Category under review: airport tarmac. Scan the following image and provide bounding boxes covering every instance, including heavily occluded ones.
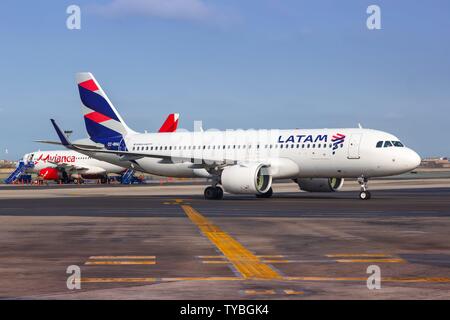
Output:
[0,180,450,299]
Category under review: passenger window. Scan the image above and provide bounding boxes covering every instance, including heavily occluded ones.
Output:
[376,141,383,148]
[384,141,393,147]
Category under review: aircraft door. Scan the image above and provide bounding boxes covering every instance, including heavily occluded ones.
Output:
[347,134,362,159]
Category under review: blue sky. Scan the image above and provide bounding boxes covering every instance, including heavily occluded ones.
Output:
[0,0,449,159]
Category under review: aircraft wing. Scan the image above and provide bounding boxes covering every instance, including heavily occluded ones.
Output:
[50,119,236,166]
[34,140,105,150]
[46,160,89,171]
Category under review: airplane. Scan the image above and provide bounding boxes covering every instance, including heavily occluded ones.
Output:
[20,113,180,184]
[48,72,421,200]
[22,150,124,184]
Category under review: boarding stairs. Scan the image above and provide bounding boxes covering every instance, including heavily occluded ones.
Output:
[121,169,136,185]
[4,160,34,184]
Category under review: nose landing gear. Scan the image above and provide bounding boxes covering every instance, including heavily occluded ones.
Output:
[358,177,371,200]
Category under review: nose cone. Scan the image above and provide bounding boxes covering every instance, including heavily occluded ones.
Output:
[404,149,421,171]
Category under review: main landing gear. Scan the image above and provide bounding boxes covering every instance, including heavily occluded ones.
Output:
[255,187,273,198]
[204,186,224,200]
[358,177,371,200]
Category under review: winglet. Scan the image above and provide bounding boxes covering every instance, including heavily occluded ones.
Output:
[50,119,71,147]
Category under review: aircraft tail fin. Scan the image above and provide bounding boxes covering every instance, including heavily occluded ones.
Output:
[76,72,136,146]
[158,113,179,133]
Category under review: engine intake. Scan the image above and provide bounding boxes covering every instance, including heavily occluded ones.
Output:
[221,163,272,194]
[296,178,344,192]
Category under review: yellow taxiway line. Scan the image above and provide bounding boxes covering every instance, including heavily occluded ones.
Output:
[181,204,282,280]
[335,258,405,263]
[326,253,393,258]
[85,261,156,265]
[244,289,276,295]
[82,277,157,283]
[284,276,450,283]
[284,289,305,295]
[81,276,450,284]
[81,277,242,283]
[89,256,156,260]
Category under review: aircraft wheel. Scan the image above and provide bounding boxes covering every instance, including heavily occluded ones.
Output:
[256,187,273,198]
[359,191,371,200]
[204,186,217,200]
[215,186,224,200]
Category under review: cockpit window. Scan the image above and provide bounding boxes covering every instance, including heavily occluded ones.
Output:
[391,141,404,147]
[377,140,404,148]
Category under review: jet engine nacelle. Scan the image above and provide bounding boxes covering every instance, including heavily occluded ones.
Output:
[296,178,344,192]
[221,163,272,194]
[39,168,62,181]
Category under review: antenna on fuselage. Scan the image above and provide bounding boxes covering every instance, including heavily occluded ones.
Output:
[358,123,363,129]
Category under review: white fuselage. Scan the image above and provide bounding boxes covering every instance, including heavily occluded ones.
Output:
[79,128,421,179]
[23,150,125,176]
